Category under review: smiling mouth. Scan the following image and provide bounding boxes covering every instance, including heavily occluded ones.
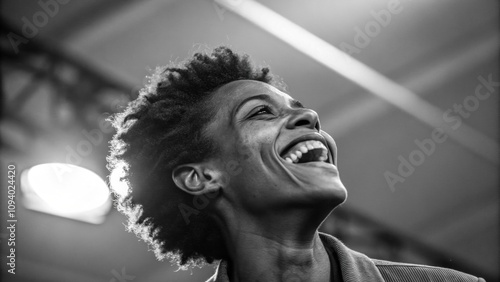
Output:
[280,137,332,164]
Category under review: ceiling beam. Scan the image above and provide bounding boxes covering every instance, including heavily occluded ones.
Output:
[323,33,498,137]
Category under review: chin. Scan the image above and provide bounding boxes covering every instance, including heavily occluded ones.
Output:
[292,175,348,211]
[316,179,347,207]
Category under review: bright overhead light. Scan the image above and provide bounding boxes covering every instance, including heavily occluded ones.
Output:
[21,163,111,224]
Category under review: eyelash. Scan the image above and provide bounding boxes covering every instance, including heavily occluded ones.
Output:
[250,105,273,117]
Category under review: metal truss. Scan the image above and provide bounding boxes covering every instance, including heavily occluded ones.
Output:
[1,20,134,164]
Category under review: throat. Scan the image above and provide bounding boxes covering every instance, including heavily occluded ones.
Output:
[226,231,331,282]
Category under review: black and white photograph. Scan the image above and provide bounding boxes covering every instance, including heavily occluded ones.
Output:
[1,0,498,281]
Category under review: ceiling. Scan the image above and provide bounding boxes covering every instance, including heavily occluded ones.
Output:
[1,0,498,281]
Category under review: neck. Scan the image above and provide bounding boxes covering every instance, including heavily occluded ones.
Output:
[220,212,332,282]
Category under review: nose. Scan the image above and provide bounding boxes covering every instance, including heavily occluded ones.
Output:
[286,108,321,131]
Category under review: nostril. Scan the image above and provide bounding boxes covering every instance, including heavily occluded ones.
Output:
[314,121,320,131]
[295,120,310,127]
[287,109,320,130]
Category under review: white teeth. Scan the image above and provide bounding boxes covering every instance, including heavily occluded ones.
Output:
[311,140,327,149]
[282,139,329,164]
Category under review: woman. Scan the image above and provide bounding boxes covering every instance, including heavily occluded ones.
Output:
[108,46,484,282]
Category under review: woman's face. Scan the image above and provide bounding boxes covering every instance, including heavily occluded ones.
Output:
[206,80,347,216]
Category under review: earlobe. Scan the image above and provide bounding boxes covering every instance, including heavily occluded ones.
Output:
[172,164,224,195]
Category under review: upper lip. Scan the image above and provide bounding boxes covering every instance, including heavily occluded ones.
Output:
[278,133,333,164]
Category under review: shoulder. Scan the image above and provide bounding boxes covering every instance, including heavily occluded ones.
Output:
[372,259,486,282]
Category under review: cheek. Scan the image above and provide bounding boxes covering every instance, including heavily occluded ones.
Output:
[241,123,276,148]
[236,123,285,180]
[231,123,275,160]
[221,122,280,189]
[224,139,272,190]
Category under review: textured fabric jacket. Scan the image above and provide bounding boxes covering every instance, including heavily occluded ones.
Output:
[206,233,485,282]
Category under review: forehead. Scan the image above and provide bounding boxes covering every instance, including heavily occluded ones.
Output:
[213,80,292,104]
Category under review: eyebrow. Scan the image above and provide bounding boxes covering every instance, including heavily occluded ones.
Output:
[234,94,304,116]
[291,99,304,109]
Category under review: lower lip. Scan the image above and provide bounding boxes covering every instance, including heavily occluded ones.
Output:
[284,160,337,168]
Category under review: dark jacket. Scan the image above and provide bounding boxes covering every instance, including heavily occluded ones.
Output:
[206,233,485,282]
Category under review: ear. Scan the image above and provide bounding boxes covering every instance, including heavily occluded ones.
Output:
[172,163,225,196]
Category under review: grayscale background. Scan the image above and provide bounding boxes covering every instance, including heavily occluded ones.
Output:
[1,0,498,281]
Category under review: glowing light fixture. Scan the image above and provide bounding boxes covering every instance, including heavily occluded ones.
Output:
[21,163,111,224]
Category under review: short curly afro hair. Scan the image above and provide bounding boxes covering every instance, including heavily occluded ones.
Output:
[107,46,280,268]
